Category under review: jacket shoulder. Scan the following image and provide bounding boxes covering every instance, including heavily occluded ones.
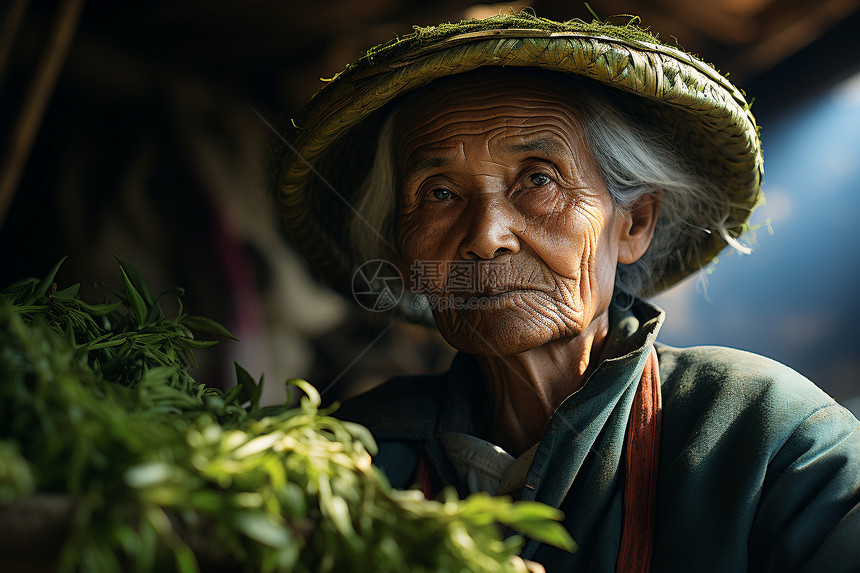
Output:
[654,343,858,469]
[656,343,837,418]
[653,345,860,570]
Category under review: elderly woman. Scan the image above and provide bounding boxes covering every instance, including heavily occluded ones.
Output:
[274,14,860,572]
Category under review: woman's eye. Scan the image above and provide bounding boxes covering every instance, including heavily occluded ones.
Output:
[431,188,451,201]
[528,173,551,187]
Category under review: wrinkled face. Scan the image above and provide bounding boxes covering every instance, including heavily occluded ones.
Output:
[395,71,629,356]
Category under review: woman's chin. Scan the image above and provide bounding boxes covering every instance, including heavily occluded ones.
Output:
[433,305,577,356]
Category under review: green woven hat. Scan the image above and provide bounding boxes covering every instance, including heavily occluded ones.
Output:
[273,12,763,298]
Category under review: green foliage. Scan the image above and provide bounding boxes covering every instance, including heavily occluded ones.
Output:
[0,260,574,572]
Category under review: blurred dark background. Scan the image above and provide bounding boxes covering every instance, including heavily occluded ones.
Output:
[1,0,859,410]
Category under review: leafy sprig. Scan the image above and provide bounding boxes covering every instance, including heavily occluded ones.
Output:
[0,260,575,572]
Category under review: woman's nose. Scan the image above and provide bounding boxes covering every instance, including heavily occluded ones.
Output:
[458,197,522,260]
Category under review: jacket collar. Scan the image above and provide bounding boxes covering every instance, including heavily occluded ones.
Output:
[337,299,665,443]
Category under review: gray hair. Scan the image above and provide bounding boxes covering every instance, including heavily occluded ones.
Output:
[349,79,741,299]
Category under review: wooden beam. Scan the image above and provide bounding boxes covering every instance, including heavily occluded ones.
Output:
[0,0,85,230]
[0,0,31,89]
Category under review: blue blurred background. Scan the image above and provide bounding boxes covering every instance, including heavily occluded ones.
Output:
[655,70,860,411]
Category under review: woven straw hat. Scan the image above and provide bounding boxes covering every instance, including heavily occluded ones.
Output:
[273,13,763,299]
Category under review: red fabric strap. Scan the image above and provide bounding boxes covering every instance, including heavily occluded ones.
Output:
[415,452,435,500]
[617,346,662,573]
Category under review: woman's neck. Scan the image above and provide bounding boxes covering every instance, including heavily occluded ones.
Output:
[475,310,611,457]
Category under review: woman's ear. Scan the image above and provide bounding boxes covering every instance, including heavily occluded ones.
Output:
[617,194,661,265]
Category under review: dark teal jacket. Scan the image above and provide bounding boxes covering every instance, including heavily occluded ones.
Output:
[337,301,860,572]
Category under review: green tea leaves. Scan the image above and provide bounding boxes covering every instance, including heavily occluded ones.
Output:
[119,266,148,327]
[114,256,156,308]
[34,256,68,303]
[235,362,263,410]
[0,260,576,572]
[233,511,292,548]
[182,316,238,341]
[497,502,577,552]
